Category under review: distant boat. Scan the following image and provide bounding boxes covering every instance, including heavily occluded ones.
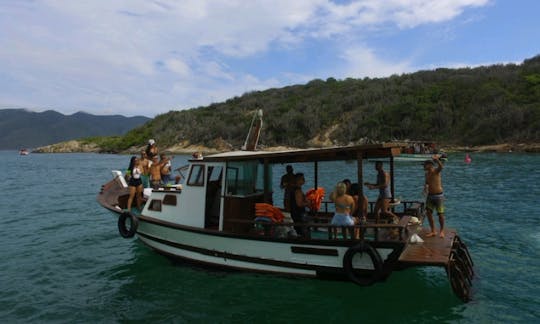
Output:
[394,141,448,162]
[19,149,29,155]
[395,152,448,162]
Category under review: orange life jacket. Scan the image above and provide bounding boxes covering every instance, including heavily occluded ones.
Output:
[255,203,284,223]
[305,187,325,211]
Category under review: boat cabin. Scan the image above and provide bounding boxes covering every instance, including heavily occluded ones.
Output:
[138,143,424,238]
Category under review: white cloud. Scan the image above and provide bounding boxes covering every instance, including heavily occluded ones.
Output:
[0,0,493,116]
[340,46,413,78]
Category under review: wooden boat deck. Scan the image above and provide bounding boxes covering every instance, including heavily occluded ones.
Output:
[398,227,457,267]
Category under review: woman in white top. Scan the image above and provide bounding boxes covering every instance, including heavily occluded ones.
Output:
[127,156,143,212]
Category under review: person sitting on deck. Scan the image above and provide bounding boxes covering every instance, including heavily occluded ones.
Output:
[364,161,399,223]
[329,182,356,226]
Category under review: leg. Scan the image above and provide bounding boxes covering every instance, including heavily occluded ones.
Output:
[382,199,399,223]
[136,185,143,210]
[126,186,136,212]
[291,213,303,236]
[425,208,437,237]
[374,199,383,223]
[283,190,290,212]
[438,212,446,237]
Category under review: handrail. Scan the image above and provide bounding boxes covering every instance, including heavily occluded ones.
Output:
[227,216,412,242]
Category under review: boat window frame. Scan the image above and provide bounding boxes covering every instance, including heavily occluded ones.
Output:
[225,161,260,197]
[187,164,205,187]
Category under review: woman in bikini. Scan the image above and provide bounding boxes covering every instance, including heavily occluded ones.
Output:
[330,182,356,226]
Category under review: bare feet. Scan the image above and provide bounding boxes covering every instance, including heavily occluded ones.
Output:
[439,231,445,238]
[426,232,437,237]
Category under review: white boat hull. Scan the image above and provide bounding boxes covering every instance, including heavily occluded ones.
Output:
[136,216,394,276]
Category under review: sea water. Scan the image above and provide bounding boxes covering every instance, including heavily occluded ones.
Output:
[0,151,538,323]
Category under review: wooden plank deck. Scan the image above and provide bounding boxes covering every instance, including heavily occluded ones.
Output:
[398,227,457,267]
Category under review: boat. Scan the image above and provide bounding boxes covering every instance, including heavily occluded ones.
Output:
[97,113,474,302]
[19,148,29,155]
[394,141,448,162]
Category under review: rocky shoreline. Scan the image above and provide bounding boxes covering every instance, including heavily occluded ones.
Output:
[32,140,540,154]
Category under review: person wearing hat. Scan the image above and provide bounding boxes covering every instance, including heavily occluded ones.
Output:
[146,139,158,159]
[423,155,445,238]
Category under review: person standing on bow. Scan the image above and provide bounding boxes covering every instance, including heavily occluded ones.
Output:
[149,155,163,188]
[423,156,446,238]
[146,139,158,159]
[139,150,151,188]
[126,156,143,212]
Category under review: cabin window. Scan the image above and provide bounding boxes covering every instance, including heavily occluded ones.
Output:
[148,199,162,211]
[163,194,177,206]
[187,164,205,186]
[208,166,223,183]
[225,161,259,196]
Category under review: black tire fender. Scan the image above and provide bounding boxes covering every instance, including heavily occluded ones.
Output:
[118,212,138,238]
[343,242,383,286]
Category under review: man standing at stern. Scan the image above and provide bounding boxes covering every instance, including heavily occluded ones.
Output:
[423,156,445,238]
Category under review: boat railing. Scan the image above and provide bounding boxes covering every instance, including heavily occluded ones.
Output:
[318,199,424,216]
[227,215,412,242]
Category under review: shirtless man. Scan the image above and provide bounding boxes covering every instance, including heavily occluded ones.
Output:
[423,156,445,237]
[149,156,163,188]
[365,161,398,223]
[139,150,151,188]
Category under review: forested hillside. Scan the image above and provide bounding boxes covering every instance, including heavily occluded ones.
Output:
[90,55,540,152]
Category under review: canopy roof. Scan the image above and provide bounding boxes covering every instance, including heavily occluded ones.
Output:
[202,143,404,164]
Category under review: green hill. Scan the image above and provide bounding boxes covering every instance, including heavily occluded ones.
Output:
[90,55,540,152]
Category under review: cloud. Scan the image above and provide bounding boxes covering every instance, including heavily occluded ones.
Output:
[340,46,413,78]
[0,0,492,116]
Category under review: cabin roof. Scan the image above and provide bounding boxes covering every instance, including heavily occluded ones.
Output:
[202,143,404,164]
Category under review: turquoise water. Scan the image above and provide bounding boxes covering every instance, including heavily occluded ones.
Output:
[0,151,538,323]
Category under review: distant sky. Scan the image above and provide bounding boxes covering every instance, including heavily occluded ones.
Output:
[1,0,538,117]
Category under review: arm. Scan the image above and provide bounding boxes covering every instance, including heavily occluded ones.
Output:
[329,191,336,202]
[365,173,390,189]
[433,155,444,173]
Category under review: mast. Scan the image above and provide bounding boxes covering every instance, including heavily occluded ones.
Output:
[242,109,263,151]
